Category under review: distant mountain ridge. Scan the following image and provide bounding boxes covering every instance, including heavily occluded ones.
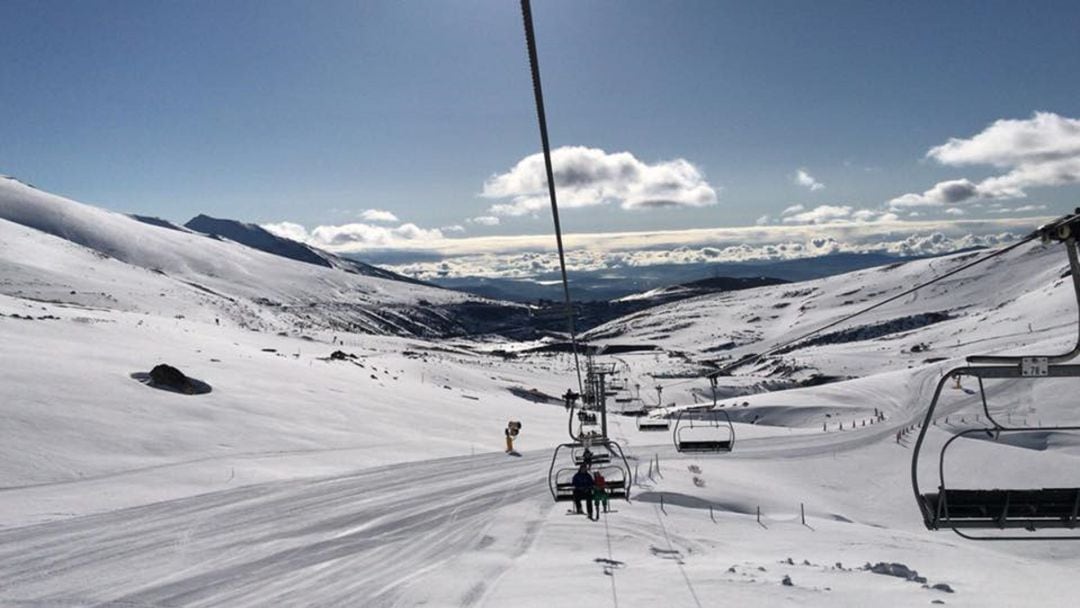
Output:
[183,214,427,285]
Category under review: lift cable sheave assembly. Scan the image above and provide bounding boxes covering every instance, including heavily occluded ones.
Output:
[519,0,632,503]
[911,209,1080,541]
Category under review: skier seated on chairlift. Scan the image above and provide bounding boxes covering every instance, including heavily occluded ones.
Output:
[581,447,594,466]
[572,464,595,519]
[592,470,609,516]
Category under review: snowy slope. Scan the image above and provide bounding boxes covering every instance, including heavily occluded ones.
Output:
[3,188,1080,605]
[586,241,1075,388]
[0,177,527,337]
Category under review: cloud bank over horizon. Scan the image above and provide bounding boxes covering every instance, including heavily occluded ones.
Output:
[377,225,1027,280]
[265,216,1045,281]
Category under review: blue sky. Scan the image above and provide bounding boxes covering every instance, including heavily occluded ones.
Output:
[3,0,1080,272]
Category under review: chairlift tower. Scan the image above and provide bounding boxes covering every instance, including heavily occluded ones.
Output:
[586,357,617,440]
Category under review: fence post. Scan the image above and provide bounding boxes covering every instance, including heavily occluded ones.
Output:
[710,505,716,523]
[801,503,805,526]
[661,493,667,515]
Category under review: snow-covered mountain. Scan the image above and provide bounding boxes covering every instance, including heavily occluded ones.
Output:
[0,176,527,337]
[182,213,427,285]
[3,175,1080,605]
[587,240,1074,390]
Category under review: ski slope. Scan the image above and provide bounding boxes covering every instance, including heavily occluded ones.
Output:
[3,183,1080,606]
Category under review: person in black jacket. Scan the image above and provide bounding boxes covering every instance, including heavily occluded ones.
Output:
[571,464,595,519]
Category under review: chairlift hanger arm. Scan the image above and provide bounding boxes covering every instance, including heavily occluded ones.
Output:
[970,233,1080,365]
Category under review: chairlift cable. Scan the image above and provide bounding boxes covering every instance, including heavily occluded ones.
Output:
[520,0,584,397]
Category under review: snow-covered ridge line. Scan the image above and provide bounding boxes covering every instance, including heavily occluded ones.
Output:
[0,177,526,337]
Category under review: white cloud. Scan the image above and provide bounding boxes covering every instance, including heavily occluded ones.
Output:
[794,168,825,191]
[927,112,1080,168]
[482,146,718,216]
[1014,204,1048,213]
[755,214,771,226]
[468,215,501,226]
[261,221,310,243]
[852,209,899,222]
[891,112,1080,208]
[359,209,400,223]
[988,203,1048,214]
[779,204,898,225]
[262,221,443,249]
[441,224,466,233]
[888,178,981,208]
[945,207,965,216]
[782,205,852,224]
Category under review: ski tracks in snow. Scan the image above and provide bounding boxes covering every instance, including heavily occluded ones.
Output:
[0,451,553,607]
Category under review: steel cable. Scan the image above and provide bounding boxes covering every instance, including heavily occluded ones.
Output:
[520,0,584,396]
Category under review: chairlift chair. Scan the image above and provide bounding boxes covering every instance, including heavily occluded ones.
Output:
[636,415,670,432]
[673,408,735,453]
[572,442,612,466]
[911,213,1080,540]
[548,440,632,502]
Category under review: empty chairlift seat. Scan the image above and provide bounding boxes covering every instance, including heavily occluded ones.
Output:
[673,408,735,453]
[908,215,1080,540]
